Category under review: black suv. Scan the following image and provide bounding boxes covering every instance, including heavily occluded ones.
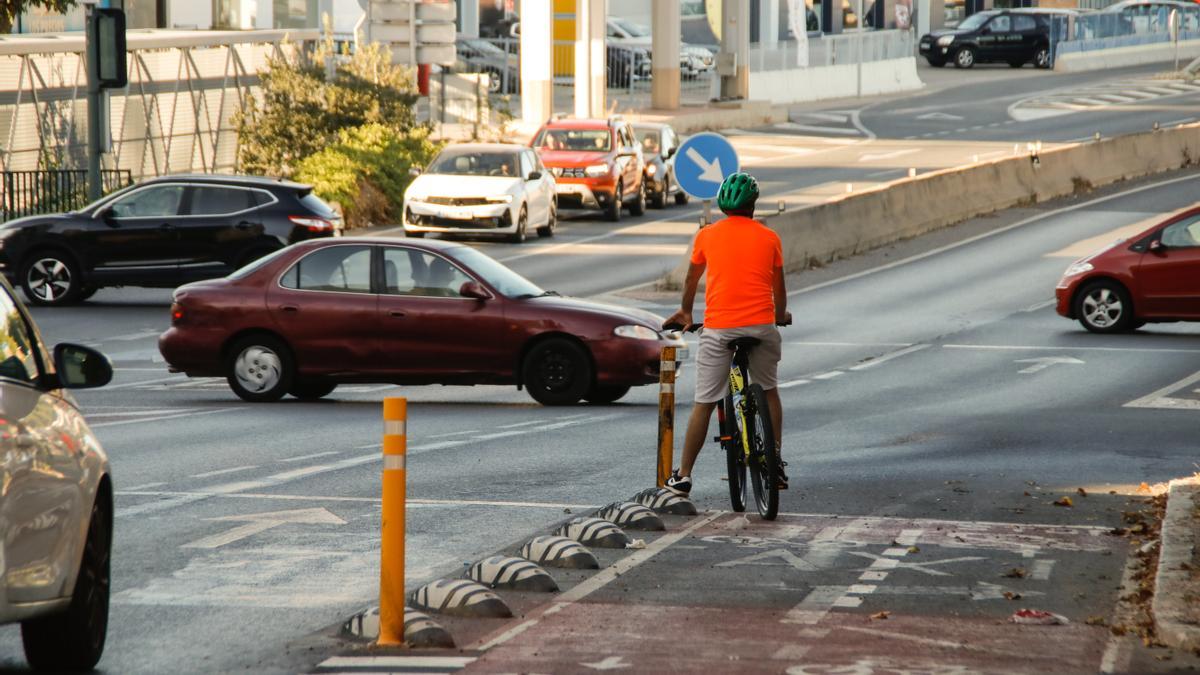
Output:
[0,174,339,305]
[920,9,1057,69]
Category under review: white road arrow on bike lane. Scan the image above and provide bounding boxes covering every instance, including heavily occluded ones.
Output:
[685,147,725,184]
[581,655,632,670]
[1014,356,1085,374]
[182,507,346,549]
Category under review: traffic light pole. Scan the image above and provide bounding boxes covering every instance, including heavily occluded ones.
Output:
[85,4,103,202]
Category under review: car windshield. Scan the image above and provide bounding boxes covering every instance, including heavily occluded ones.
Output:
[428,150,520,177]
[612,18,651,37]
[448,246,544,299]
[957,12,995,30]
[635,129,662,156]
[535,128,612,152]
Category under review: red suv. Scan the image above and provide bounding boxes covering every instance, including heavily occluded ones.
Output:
[532,116,646,222]
[1056,206,1200,333]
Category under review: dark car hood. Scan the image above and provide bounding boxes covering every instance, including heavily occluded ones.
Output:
[525,295,664,329]
[1,213,77,230]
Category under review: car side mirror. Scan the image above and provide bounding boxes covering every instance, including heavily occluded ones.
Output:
[664,146,676,159]
[52,343,113,390]
[527,170,542,181]
[619,148,637,158]
[459,281,491,300]
[408,167,422,178]
[96,206,113,220]
[1149,239,1167,253]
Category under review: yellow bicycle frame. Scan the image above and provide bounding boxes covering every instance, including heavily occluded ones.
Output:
[728,365,752,459]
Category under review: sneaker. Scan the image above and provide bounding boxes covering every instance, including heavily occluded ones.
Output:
[776,458,789,490]
[665,470,692,496]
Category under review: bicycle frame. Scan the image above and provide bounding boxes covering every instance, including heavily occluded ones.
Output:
[716,353,753,459]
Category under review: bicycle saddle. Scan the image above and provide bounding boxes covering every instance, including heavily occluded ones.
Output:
[727,337,761,351]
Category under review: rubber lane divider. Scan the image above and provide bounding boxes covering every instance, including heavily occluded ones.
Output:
[467,556,559,592]
[631,487,698,516]
[409,579,512,618]
[555,516,631,548]
[341,606,455,648]
[520,535,600,569]
[596,501,666,531]
[378,397,407,646]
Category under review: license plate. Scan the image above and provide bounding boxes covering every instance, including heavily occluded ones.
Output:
[445,209,473,220]
[558,184,584,195]
[919,44,929,52]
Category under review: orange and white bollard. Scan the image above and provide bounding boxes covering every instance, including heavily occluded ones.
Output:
[657,346,677,488]
[378,397,407,645]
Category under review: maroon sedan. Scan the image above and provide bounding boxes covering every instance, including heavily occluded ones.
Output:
[1056,205,1200,333]
[158,237,683,404]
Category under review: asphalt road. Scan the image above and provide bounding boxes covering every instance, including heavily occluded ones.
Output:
[0,63,1198,672]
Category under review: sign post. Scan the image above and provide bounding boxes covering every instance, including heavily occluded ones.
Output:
[85,6,126,202]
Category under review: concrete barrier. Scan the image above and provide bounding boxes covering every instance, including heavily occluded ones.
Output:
[1055,39,1200,72]
[663,123,1200,286]
[747,57,924,104]
[624,100,788,135]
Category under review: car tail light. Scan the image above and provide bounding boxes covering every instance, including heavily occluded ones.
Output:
[171,302,185,325]
[289,215,335,232]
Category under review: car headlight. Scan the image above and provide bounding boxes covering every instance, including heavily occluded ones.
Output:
[614,325,661,340]
[646,164,658,176]
[485,195,514,204]
[1063,261,1093,277]
[937,35,955,46]
[585,164,611,177]
[407,196,427,204]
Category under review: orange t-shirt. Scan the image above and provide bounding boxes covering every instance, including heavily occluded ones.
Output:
[690,216,783,329]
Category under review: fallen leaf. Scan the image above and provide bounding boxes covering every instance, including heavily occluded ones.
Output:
[1086,616,1108,626]
[1023,491,1032,497]
[1154,654,1173,662]
[1110,625,1128,636]
[869,611,890,620]
[1136,482,1152,494]
[907,546,920,554]
[1003,567,1028,579]
[1009,609,1069,625]
[1003,591,1022,600]
[1053,496,1074,507]
[1077,487,1088,497]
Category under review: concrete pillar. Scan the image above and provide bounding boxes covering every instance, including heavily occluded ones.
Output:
[930,0,945,29]
[760,0,780,45]
[459,0,479,38]
[521,0,554,126]
[651,0,681,110]
[720,0,750,100]
[574,0,606,118]
[917,0,931,35]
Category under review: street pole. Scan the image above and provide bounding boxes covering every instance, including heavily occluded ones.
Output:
[856,0,865,98]
[85,4,102,202]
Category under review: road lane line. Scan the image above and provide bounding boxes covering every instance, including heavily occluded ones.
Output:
[122,482,167,491]
[279,450,341,463]
[848,344,930,371]
[495,420,546,429]
[103,375,186,390]
[91,407,243,428]
[786,341,914,347]
[1022,299,1056,312]
[190,465,259,479]
[114,490,599,509]
[778,379,811,389]
[1124,369,1200,409]
[476,510,725,652]
[788,173,1200,298]
[429,430,480,438]
[812,371,844,380]
[944,344,1200,354]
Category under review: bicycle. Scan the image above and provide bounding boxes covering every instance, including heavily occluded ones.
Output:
[666,322,783,520]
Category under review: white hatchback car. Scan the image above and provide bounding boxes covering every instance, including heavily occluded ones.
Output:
[403,143,557,244]
[0,279,113,671]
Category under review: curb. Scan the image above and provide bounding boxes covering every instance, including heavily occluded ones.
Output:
[1153,476,1200,650]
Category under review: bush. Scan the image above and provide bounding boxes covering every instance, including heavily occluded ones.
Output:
[295,123,441,229]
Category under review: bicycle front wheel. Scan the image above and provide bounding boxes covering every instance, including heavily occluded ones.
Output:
[723,394,747,512]
[744,383,779,520]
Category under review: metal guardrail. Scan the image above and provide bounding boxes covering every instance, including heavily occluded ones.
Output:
[748,30,917,71]
[1050,9,1200,58]
[1,169,132,221]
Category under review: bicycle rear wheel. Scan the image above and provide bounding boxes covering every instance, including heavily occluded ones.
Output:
[722,394,747,512]
[744,383,779,520]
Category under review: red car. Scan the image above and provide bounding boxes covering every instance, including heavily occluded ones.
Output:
[158,238,683,404]
[1056,206,1200,333]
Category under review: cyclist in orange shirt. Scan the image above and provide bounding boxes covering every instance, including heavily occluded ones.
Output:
[662,172,791,495]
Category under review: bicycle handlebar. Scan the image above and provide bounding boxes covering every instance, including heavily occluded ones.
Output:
[662,319,792,333]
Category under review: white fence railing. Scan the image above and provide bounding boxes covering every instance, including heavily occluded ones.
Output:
[749,30,917,71]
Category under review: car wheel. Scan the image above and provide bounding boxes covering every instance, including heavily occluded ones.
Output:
[650,175,668,209]
[507,207,528,244]
[1034,46,1051,69]
[522,338,593,406]
[289,380,337,400]
[21,492,110,671]
[628,179,647,216]
[606,182,623,222]
[21,250,83,306]
[954,46,976,69]
[407,231,427,239]
[227,335,295,402]
[1008,60,1025,68]
[584,384,631,404]
[1075,280,1135,333]
[537,204,556,238]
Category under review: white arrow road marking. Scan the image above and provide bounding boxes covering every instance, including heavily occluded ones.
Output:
[917,111,965,121]
[685,147,725,183]
[183,507,346,549]
[581,656,631,670]
[858,148,921,163]
[1015,356,1086,374]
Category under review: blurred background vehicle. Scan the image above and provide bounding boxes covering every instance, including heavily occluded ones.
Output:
[454,37,520,94]
[532,116,646,222]
[633,123,689,209]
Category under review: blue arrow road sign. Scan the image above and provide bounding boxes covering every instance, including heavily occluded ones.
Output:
[674,132,739,201]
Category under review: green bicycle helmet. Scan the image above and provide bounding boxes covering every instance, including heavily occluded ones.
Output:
[716,172,759,215]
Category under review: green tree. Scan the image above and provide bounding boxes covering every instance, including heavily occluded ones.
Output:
[235,36,422,179]
[1,0,75,35]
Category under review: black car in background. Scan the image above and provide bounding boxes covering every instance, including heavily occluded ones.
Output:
[0,174,339,305]
[920,9,1060,69]
[633,122,690,209]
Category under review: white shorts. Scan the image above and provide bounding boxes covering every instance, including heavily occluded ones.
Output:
[693,324,782,403]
